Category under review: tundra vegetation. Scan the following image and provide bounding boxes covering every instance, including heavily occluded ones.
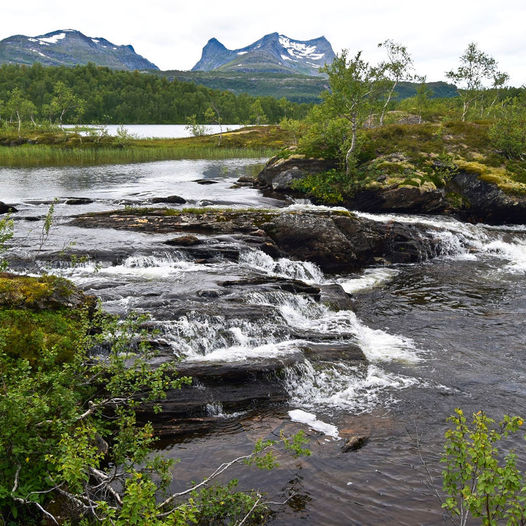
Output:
[279,41,526,203]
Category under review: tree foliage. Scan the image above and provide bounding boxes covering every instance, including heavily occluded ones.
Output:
[0,63,311,126]
[442,408,526,526]
[446,42,507,121]
[320,50,382,174]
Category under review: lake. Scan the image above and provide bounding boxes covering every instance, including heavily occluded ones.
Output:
[61,123,246,138]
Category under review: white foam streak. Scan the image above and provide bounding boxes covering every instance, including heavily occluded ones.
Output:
[288,409,339,438]
[484,239,526,273]
[286,361,420,412]
[339,268,399,294]
[240,250,325,284]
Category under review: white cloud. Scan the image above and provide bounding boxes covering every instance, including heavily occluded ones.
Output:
[1,0,524,85]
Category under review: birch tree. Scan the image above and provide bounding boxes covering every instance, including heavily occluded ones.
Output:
[377,39,414,125]
[446,42,505,121]
[321,50,380,175]
[43,81,85,124]
[5,88,37,136]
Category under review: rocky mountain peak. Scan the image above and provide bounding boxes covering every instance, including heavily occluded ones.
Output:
[0,29,159,70]
[192,33,335,76]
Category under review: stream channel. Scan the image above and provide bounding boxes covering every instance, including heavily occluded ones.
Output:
[3,158,526,525]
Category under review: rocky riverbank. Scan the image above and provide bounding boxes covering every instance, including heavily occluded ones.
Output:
[256,155,526,224]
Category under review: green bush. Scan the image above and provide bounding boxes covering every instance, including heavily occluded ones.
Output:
[442,408,526,525]
[489,101,526,160]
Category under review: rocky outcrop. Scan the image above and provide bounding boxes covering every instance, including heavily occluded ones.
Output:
[257,156,526,223]
[0,272,95,311]
[70,208,446,273]
[257,155,338,191]
[451,171,526,224]
[151,195,187,205]
[344,186,447,214]
[0,201,17,214]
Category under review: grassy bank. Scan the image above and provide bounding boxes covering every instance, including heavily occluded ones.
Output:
[0,125,290,167]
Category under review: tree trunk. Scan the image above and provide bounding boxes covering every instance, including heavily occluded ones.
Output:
[345,117,358,176]
[461,100,468,122]
[380,82,398,126]
[16,111,21,137]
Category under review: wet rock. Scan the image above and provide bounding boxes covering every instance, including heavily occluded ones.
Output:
[345,186,447,214]
[151,195,187,204]
[196,290,221,298]
[194,179,218,185]
[65,197,94,205]
[452,171,526,224]
[0,202,17,214]
[175,354,302,383]
[136,354,297,435]
[69,208,446,273]
[319,284,355,311]
[258,155,337,191]
[236,175,256,187]
[164,235,201,246]
[301,342,366,362]
[341,435,369,452]
[221,276,320,298]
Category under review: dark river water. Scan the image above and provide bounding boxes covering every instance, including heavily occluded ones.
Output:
[2,158,526,525]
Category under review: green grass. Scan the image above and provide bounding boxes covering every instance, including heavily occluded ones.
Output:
[0,125,291,167]
[0,144,277,167]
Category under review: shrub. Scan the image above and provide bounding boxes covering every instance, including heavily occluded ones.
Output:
[442,408,526,525]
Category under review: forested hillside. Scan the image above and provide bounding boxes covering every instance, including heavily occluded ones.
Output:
[0,63,312,124]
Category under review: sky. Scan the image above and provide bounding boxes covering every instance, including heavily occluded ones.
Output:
[2,0,525,85]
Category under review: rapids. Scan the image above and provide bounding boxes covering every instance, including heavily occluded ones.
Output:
[3,158,526,525]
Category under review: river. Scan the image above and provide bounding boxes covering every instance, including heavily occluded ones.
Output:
[3,158,526,525]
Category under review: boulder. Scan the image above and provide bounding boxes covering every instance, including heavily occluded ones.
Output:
[341,435,369,452]
[319,284,355,311]
[65,197,93,205]
[164,235,201,246]
[151,195,187,204]
[257,155,338,191]
[0,202,17,214]
[452,171,526,224]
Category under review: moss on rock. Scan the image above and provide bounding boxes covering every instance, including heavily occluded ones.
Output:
[0,273,94,363]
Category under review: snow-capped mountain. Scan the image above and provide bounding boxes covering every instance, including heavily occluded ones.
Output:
[0,29,158,70]
[192,33,335,76]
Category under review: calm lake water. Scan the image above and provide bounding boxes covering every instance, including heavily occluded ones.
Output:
[61,123,245,138]
[3,158,526,525]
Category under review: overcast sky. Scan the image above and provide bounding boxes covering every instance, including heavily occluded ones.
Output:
[2,0,525,85]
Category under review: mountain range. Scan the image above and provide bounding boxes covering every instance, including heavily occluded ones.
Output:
[0,29,159,70]
[192,33,335,76]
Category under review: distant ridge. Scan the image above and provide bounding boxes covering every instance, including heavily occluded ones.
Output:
[0,29,159,70]
[192,32,335,76]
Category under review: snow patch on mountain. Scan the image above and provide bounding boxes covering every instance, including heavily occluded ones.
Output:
[39,33,66,44]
